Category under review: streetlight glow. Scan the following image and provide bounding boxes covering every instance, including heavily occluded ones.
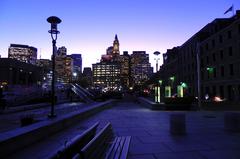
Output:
[159,80,162,85]
[206,67,214,72]
[170,76,175,81]
[181,82,187,88]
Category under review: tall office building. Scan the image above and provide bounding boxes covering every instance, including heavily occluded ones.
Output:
[83,67,92,78]
[130,51,153,87]
[55,46,67,83]
[8,44,37,65]
[55,46,73,83]
[94,35,153,90]
[119,51,131,88]
[82,67,92,86]
[92,61,121,90]
[94,35,122,90]
[36,59,52,82]
[70,54,82,78]
[65,55,73,83]
[57,46,67,56]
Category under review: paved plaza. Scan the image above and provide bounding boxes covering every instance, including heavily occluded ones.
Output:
[0,102,86,133]
[4,97,240,159]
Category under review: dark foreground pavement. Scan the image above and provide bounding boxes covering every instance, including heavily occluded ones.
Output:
[5,97,240,159]
[0,102,85,133]
[79,101,240,159]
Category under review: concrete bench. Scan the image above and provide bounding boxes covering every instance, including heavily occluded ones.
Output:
[47,122,99,159]
[73,123,131,159]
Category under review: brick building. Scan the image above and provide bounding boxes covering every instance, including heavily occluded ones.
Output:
[159,10,240,102]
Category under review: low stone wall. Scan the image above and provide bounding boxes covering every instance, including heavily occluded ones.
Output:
[0,100,114,158]
[137,97,165,110]
[138,97,192,110]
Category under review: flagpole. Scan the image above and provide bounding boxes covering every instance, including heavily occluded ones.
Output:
[224,5,234,16]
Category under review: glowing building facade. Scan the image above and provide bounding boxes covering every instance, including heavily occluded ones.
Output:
[55,46,73,83]
[130,51,153,87]
[93,35,153,90]
[92,61,121,90]
[8,44,37,65]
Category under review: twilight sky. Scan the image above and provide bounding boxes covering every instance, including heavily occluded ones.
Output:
[0,0,239,70]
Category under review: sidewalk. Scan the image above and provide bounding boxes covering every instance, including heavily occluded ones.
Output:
[6,99,240,159]
[0,102,86,133]
[1,100,113,159]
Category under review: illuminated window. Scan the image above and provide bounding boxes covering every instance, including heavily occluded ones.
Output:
[177,85,183,97]
[165,86,171,97]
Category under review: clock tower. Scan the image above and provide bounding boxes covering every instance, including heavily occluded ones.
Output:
[113,34,120,56]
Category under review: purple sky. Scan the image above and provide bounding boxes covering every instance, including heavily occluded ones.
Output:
[0,0,239,70]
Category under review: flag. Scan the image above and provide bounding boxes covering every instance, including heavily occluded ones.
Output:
[224,5,233,14]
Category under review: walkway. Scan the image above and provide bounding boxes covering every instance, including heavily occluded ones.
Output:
[0,102,86,133]
[5,96,240,159]
[79,101,240,159]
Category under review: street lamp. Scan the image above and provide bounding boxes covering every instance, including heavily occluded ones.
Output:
[47,16,62,118]
[73,72,77,83]
[73,72,77,77]
[196,42,201,110]
[153,51,161,72]
[153,51,161,103]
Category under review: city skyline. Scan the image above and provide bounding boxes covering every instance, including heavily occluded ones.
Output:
[0,0,239,69]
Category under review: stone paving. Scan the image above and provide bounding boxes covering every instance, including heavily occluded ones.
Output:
[5,97,240,159]
[79,102,240,159]
[0,102,86,133]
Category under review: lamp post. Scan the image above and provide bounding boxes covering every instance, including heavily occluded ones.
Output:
[196,42,201,110]
[154,51,161,103]
[47,16,61,118]
[153,51,161,72]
